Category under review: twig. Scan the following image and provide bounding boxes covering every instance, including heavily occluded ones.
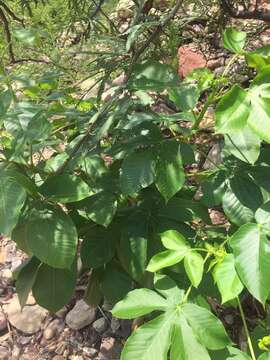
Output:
[0,1,24,24]
[0,7,15,62]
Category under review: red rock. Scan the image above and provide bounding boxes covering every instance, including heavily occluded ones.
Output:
[178,45,207,78]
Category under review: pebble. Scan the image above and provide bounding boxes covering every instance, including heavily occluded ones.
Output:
[0,311,7,332]
[0,346,9,360]
[11,345,21,359]
[83,347,98,358]
[92,317,107,334]
[52,356,65,360]
[43,319,63,340]
[66,300,96,330]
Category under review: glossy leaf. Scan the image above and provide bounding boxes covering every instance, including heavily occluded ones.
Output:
[147,249,186,272]
[112,289,169,319]
[32,262,77,313]
[184,251,204,288]
[26,207,77,269]
[213,254,243,303]
[40,174,91,203]
[222,27,246,54]
[255,201,270,231]
[155,140,185,202]
[160,230,189,251]
[182,303,230,350]
[120,149,156,195]
[230,223,270,304]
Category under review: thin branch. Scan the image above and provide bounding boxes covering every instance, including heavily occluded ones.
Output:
[0,1,24,24]
[0,7,15,62]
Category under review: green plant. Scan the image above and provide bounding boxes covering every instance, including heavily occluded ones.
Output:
[2,1,270,356]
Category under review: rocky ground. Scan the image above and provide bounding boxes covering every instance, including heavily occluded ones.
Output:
[0,238,131,360]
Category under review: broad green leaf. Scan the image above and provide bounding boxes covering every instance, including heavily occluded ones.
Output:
[27,207,77,269]
[130,60,179,90]
[227,346,252,360]
[155,140,185,202]
[0,174,26,236]
[112,289,169,319]
[12,222,31,254]
[255,201,270,231]
[16,257,40,308]
[119,212,148,281]
[81,226,116,269]
[101,263,133,304]
[213,254,243,303]
[184,251,204,288]
[40,175,91,203]
[159,197,211,224]
[248,69,270,143]
[170,315,211,360]
[246,45,270,71]
[201,171,227,207]
[169,83,200,111]
[224,127,261,164]
[230,223,270,304]
[215,85,249,134]
[160,230,189,251]
[230,174,263,211]
[249,165,270,193]
[77,191,117,227]
[154,274,184,305]
[120,148,156,195]
[222,186,254,226]
[147,250,186,272]
[222,27,246,54]
[32,262,77,313]
[182,303,230,350]
[120,311,174,360]
[259,352,270,360]
[0,90,13,116]
[84,270,102,306]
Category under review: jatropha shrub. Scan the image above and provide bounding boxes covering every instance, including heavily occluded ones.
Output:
[1,26,270,359]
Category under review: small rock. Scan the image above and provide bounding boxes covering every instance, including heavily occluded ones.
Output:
[43,319,63,340]
[0,311,7,332]
[98,337,122,360]
[110,318,120,333]
[66,300,96,330]
[83,347,98,358]
[0,269,12,280]
[178,45,207,78]
[92,317,107,334]
[18,336,32,346]
[3,295,47,334]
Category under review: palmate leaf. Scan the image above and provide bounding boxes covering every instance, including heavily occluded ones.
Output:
[170,315,211,360]
[112,284,230,360]
[184,251,204,288]
[213,254,243,304]
[26,207,78,269]
[155,140,185,202]
[230,223,270,304]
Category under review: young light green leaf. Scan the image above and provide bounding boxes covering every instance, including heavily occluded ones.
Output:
[0,174,26,236]
[147,249,186,272]
[32,262,77,313]
[120,149,156,195]
[155,140,185,202]
[170,315,211,360]
[27,207,77,269]
[182,303,230,350]
[230,223,270,304]
[222,27,247,54]
[154,273,184,305]
[258,352,270,360]
[111,289,169,319]
[215,85,249,134]
[213,254,243,303]
[184,251,204,288]
[160,230,189,251]
[16,257,40,308]
[120,311,174,360]
[40,174,91,203]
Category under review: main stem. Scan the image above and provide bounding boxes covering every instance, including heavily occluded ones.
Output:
[237,297,256,360]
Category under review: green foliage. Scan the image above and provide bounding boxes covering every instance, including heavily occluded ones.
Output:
[1,7,270,358]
